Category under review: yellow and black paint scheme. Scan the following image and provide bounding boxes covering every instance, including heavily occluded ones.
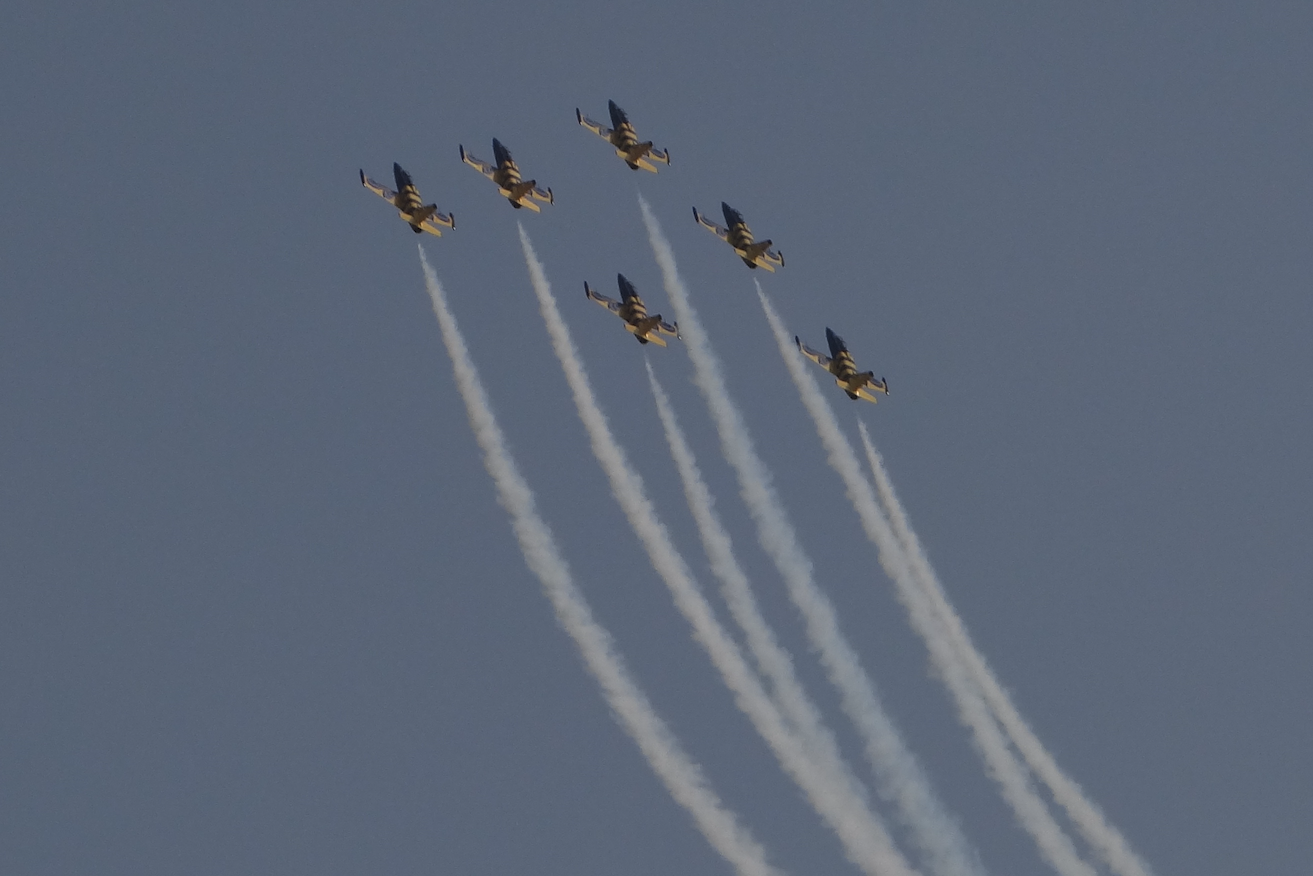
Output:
[359,163,455,236]
[796,328,889,403]
[693,202,785,271]
[585,274,680,347]
[576,100,671,172]
[460,138,554,211]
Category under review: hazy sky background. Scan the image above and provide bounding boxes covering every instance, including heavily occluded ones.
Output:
[3,3,1311,875]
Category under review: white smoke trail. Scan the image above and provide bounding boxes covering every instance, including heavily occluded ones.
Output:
[856,424,1154,876]
[756,284,1100,876]
[516,227,917,876]
[416,246,783,876]
[647,360,845,754]
[639,198,983,876]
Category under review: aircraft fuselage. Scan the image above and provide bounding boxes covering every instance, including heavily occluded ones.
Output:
[830,350,864,397]
[490,139,526,206]
[719,203,756,266]
[825,328,884,399]
[607,101,640,151]
[618,294,650,326]
[393,164,427,233]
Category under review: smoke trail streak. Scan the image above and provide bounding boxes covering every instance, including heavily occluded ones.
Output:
[417,246,782,876]
[756,284,1099,876]
[647,360,864,766]
[639,198,982,876]
[647,360,843,752]
[516,227,917,876]
[856,425,1154,876]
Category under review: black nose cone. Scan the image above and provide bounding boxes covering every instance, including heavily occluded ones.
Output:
[492,138,512,165]
[617,273,637,301]
[825,327,847,357]
[393,163,413,190]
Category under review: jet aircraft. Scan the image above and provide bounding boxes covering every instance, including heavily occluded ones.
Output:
[693,203,784,271]
[460,139,554,211]
[360,163,455,236]
[576,101,671,172]
[796,328,889,403]
[585,274,680,346]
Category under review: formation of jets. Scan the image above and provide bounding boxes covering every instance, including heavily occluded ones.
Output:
[360,100,889,404]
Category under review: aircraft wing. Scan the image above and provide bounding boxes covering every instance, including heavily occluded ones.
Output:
[576,109,613,140]
[527,183,554,205]
[585,283,623,314]
[693,207,730,241]
[460,146,498,181]
[743,240,784,271]
[850,373,889,402]
[851,387,883,404]
[656,317,680,338]
[646,145,671,165]
[417,209,456,236]
[796,336,832,370]
[360,171,398,204]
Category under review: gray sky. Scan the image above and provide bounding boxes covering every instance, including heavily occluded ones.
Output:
[3,3,1311,875]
